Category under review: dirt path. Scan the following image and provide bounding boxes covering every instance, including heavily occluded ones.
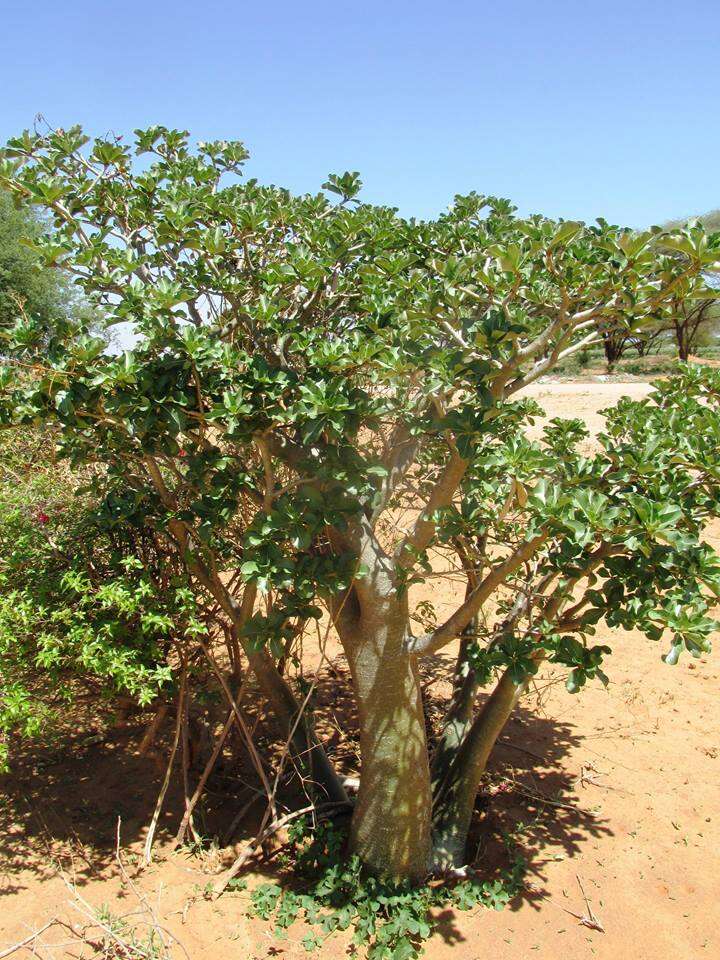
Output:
[1,381,717,960]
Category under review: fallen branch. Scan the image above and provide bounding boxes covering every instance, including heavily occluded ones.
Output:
[496,774,598,820]
[0,919,58,959]
[564,875,605,933]
[116,819,186,959]
[59,866,189,960]
[497,738,546,762]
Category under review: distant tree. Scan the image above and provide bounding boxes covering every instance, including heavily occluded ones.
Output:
[657,215,720,359]
[632,324,668,357]
[600,324,631,371]
[665,293,720,359]
[601,321,668,370]
[0,188,74,346]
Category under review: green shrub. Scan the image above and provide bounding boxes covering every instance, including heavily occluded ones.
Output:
[0,426,188,767]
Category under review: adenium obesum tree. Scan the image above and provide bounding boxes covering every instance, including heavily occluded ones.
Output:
[1,126,720,880]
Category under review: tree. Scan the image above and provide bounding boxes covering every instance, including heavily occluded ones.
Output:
[1,126,719,884]
[600,322,632,371]
[658,212,720,360]
[665,291,720,360]
[0,188,73,342]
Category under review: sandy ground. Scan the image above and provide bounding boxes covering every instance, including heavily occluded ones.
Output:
[1,380,718,960]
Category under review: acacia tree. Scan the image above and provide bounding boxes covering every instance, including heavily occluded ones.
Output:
[1,127,719,882]
[666,293,720,359]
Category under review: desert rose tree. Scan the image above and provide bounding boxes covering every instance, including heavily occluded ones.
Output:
[1,126,719,881]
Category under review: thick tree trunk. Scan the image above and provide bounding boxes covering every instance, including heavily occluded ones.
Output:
[336,592,432,881]
[431,667,519,869]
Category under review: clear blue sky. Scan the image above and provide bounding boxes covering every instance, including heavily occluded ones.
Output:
[2,0,719,226]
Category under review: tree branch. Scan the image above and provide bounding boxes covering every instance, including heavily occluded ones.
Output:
[394,447,469,571]
[371,420,420,523]
[406,533,548,655]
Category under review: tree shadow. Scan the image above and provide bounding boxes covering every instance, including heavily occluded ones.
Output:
[0,650,611,946]
[0,689,283,895]
[311,654,612,947]
[0,722,181,894]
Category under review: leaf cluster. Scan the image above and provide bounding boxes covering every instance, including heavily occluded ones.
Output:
[248,816,526,959]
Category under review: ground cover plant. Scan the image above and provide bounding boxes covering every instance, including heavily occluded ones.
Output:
[1,125,719,956]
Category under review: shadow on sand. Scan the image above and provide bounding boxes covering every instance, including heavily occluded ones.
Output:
[0,653,611,949]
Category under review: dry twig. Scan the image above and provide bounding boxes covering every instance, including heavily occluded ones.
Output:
[143,668,187,865]
[561,875,605,933]
[211,800,349,898]
[0,919,58,959]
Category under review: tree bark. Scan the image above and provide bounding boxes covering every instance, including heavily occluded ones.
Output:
[603,333,624,373]
[335,589,432,881]
[431,666,520,869]
[430,624,479,795]
[677,323,690,361]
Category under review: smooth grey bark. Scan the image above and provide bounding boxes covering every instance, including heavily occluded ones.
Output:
[331,519,433,880]
[430,620,480,796]
[431,667,520,869]
[337,596,432,880]
[407,534,547,657]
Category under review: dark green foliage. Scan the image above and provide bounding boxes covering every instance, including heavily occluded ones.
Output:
[1,124,719,881]
[446,363,720,684]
